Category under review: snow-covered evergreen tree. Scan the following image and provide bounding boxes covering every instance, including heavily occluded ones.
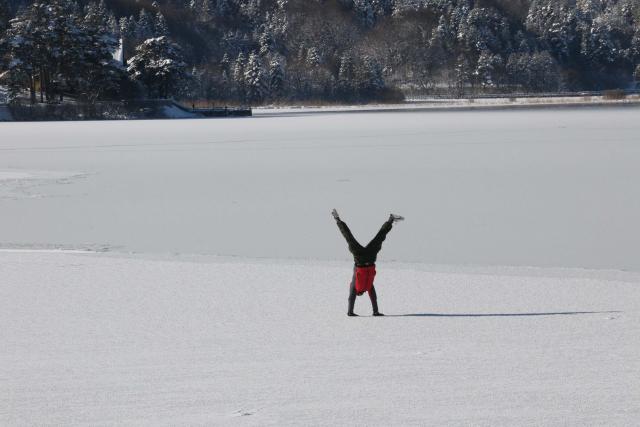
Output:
[127,36,186,99]
[77,2,122,101]
[475,51,504,88]
[306,47,320,67]
[244,52,267,103]
[268,57,285,98]
[1,0,122,103]
[232,52,246,99]
[221,53,231,73]
[135,9,154,41]
[454,54,472,96]
[154,11,169,37]
[360,56,385,94]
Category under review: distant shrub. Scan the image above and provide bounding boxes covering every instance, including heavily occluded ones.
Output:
[603,89,626,100]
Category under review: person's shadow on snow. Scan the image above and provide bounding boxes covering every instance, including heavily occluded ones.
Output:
[385,311,620,317]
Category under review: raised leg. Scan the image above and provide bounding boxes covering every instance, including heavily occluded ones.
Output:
[336,219,363,254]
[366,218,393,253]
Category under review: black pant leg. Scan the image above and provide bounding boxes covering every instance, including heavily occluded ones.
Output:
[337,220,363,254]
[366,220,393,253]
[368,285,379,314]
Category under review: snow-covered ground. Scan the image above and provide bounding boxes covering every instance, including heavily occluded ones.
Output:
[1,107,640,425]
[2,250,639,426]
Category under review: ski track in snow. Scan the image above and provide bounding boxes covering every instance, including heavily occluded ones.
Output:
[1,251,639,426]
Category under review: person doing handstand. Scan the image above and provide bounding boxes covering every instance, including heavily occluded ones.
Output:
[332,209,404,317]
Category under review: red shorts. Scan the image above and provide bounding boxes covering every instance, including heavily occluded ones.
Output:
[355,265,376,295]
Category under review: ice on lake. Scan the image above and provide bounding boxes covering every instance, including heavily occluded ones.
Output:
[1,107,639,270]
[2,107,640,426]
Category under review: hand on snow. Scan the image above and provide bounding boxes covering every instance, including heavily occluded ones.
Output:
[331,209,340,220]
[390,214,404,223]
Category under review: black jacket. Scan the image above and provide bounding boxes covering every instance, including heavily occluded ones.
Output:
[336,218,393,266]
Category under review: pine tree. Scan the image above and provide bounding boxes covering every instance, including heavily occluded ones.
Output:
[198,0,214,22]
[220,69,231,99]
[354,0,375,28]
[474,51,504,88]
[216,0,232,17]
[232,52,246,100]
[259,31,273,56]
[244,52,266,103]
[359,56,385,98]
[0,0,10,34]
[107,14,119,36]
[454,54,472,97]
[221,53,231,72]
[306,47,321,67]
[2,4,41,102]
[1,0,122,103]
[77,1,122,101]
[338,53,355,98]
[84,1,108,32]
[127,36,186,98]
[154,11,169,37]
[269,57,285,98]
[136,9,154,42]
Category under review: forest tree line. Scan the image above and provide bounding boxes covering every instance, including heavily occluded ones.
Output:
[1,0,640,105]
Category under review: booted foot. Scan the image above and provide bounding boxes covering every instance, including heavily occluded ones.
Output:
[347,312,359,317]
[373,312,385,316]
[390,214,404,223]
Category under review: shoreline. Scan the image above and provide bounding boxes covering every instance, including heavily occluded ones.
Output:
[255,96,640,116]
[2,96,639,122]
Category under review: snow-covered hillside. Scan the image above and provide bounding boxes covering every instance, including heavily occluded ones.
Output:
[1,250,638,426]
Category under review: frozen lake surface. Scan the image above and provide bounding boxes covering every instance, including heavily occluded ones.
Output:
[1,107,640,270]
[2,108,640,425]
